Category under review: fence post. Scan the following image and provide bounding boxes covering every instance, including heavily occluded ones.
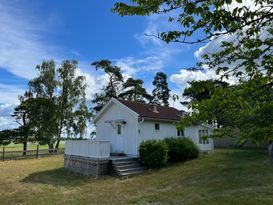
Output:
[2,147,4,162]
[36,145,39,159]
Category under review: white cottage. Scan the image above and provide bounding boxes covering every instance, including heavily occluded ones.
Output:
[93,98,214,157]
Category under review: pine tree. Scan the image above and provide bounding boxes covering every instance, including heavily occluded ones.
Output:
[152,72,170,106]
[91,60,123,112]
[119,77,152,103]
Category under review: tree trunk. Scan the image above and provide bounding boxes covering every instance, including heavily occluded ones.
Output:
[23,141,27,156]
[22,114,27,156]
[54,120,63,152]
[55,139,60,153]
[268,141,273,163]
[48,143,54,153]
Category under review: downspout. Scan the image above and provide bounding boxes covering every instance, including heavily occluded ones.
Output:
[136,117,145,157]
[139,117,145,125]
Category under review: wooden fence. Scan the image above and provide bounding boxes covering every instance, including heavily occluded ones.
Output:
[1,145,64,162]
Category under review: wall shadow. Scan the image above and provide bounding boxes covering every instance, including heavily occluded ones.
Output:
[21,167,94,187]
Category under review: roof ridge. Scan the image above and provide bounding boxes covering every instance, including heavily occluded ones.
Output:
[117,98,181,111]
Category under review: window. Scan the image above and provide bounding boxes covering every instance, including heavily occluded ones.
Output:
[117,124,121,135]
[177,129,184,137]
[198,129,209,144]
[199,130,202,144]
[155,123,160,131]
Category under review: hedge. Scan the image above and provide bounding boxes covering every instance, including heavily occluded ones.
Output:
[164,137,199,163]
[139,139,168,168]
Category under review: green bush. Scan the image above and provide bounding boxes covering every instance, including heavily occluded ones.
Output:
[139,139,168,168]
[164,137,199,163]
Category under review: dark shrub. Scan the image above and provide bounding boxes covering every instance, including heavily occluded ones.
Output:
[139,139,168,168]
[164,137,199,163]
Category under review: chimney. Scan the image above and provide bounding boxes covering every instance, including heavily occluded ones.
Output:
[153,105,159,113]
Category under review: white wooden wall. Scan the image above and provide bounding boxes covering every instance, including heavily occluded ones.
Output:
[65,140,110,159]
[184,126,214,151]
[138,120,178,143]
[95,102,138,156]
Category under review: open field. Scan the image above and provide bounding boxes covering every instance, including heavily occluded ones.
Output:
[0,148,272,205]
[0,142,65,151]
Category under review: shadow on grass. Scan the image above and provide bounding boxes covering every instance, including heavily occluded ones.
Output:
[21,167,94,186]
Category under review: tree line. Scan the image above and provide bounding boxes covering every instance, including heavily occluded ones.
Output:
[91,59,171,112]
[0,59,173,153]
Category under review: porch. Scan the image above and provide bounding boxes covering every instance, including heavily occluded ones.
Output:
[65,140,111,159]
[64,140,144,177]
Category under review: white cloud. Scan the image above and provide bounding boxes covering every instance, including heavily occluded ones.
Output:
[134,15,166,47]
[0,104,18,130]
[171,0,269,96]
[117,9,189,76]
[170,69,217,94]
[0,83,26,105]
[115,56,163,76]
[76,64,108,100]
[0,1,62,79]
[224,0,258,12]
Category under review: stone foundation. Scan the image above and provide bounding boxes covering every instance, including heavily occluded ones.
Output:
[64,155,111,178]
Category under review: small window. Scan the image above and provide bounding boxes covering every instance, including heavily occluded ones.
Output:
[177,129,184,136]
[199,129,209,144]
[155,123,160,131]
[198,130,202,144]
[117,124,121,135]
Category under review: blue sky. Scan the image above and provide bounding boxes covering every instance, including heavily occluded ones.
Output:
[0,0,219,130]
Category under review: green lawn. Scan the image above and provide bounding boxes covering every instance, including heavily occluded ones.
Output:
[0,148,272,205]
[0,142,65,151]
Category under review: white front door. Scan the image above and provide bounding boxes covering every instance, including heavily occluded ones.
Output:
[116,124,123,153]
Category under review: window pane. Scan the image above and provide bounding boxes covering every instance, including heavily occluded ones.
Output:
[117,124,121,135]
[177,130,180,136]
[155,123,160,130]
[198,130,203,144]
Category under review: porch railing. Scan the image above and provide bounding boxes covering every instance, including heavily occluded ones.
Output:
[65,140,110,159]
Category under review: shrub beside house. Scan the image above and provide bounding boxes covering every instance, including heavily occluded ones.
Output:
[139,137,199,168]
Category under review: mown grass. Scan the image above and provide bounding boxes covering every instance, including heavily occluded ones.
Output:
[0,148,272,205]
[0,142,65,151]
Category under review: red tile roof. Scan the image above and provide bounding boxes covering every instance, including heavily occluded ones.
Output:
[118,99,184,122]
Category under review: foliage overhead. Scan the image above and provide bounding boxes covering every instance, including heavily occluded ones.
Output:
[113,0,273,161]
[113,0,273,81]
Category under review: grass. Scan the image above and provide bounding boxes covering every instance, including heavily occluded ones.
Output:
[0,142,65,151]
[0,148,272,205]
